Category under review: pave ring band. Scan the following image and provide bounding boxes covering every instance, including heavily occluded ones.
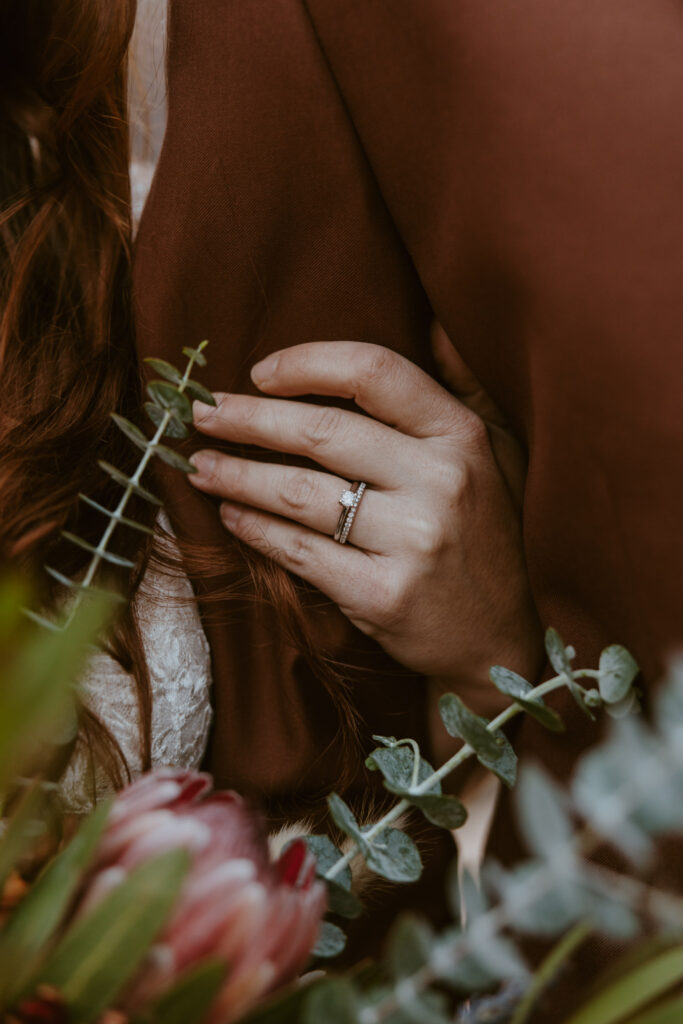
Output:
[334,481,367,545]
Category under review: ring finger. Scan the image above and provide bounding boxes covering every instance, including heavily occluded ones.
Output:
[189,450,394,553]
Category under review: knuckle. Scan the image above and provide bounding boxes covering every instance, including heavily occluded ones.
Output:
[408,513,447,557]
[280,470,317,513]
[284,531,315,571]
[353,345,399,395]
[374,571,411,628]
[301,405,342,451]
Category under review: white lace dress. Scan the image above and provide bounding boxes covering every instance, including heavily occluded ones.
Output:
[59,520,213,814]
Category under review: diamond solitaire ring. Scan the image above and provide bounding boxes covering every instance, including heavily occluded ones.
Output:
[333,481,367,545]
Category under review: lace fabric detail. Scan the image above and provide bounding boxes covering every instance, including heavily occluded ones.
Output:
[59,518,213,813]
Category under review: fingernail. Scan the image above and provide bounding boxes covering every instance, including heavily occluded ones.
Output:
[193,399,217,423]
[251,353,279,387]
[188,450,216,482]
[220,502,240,529]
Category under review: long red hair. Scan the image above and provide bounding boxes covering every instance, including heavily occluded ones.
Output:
[0,0,360,798]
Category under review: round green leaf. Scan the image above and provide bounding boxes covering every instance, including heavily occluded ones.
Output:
[146,380,193,422]
[144,357,183,385]
[438,693,505,762]
[144,401,189,438]
[364,827,422,883]
[152,443,197,474]
[312,921,347,959]
[599,645,640,704]
[184,379,217,406]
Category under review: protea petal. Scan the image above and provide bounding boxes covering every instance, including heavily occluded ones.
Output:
[78,769,326,1022]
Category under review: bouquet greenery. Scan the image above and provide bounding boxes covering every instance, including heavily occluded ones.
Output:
[2,344,682,1024]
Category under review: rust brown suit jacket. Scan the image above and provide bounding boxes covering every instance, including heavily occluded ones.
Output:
[133,0,683,977]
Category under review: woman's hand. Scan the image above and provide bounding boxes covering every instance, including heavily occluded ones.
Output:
[189,342,541,685]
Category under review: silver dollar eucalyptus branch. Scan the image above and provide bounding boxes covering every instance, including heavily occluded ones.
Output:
[301,657,683,1024]
[306,629,641,959]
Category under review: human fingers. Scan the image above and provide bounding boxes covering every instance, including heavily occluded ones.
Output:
[249,341,481,442]
[192,393,414,486]
[217,500,378,613]
[188,451,392,553]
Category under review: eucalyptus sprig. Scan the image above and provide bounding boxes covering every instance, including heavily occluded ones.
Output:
[300,659,683,1024]
[27,342,214,632]
[307,630,640,956]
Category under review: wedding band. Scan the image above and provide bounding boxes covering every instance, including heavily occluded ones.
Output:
[334,482,367,545]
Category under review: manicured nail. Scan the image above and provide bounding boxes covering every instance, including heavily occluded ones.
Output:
[251,353,279,387]
[188,451,216,482]
[193,399,216,423]
[220,502,240,529]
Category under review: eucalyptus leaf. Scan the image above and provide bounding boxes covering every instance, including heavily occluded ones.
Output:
[143,357,183,385]
[598,645,640,704]
[0,802,111,1004]
[327,794,366,851]
[146,380,193,422]
[313,920,347,958]
[78,494,155,535]
[366,745,439,794]
[110,413,148,452]
[438,694,504,762]
[388,915,433,978]
[304,835,352,891]
[385,791,467,830]
[460,869,488,925]
[489,666,565,732]
[184,379,216,406]
[326,879,363,919]
[144,401,188,438]
[365,827,422,884]
[98,460,163,505]
[304,978,358,1024]
[516,764,572,859]
[472,718,518,789]
[61,531,135,570]
[151,443,197,474]
[604,688,640,719]
[183,345,208,368]
[545,628,573,676]
[545,628,595,720]
[137,960,225,1024]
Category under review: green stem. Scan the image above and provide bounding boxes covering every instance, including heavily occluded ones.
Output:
[324,670,600,883]
[510,920,593,1024]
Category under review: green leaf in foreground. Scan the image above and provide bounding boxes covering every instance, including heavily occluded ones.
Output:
[37,849,189,1024]
[564,943,683,1024]
[0,784,49,896]
[313,921,347,959]
[0,801,111,1004]
[304,978,358,1024]
[141,960,226,1024]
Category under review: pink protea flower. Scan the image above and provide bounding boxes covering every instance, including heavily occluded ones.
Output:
[80,769,326,1023]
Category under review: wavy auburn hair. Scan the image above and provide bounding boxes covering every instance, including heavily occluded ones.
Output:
[0,0,152,789]
[0,0,360,799]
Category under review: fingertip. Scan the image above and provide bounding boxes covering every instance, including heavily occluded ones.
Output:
[251,353,280,389]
